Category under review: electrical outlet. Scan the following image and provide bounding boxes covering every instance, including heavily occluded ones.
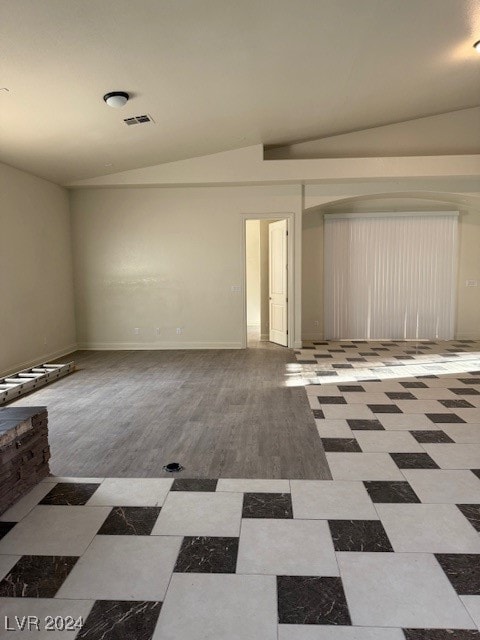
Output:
[155,327,161,336]
[466,280,478,287]
[314,320,319,327]
[176,327,182,335]
[43,337,47,346]
[230,284,241,293]
[133,327,140,335]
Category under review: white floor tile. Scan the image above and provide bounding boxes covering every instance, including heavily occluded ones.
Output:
[0,555,21,581]
[421,443,480,469]
[354,431,423,453]
[323,405,375,420]
[0,506,111,556]
[338,552,476,628]
[0,599,94,639]
[56,535,181,601]
[378,413,438,430]
[316,420,354,438]
[326,453,404,481]
[410,388,457,399]
[342,393,388,405]
[278,626,405,640]
[291,481,378,520]
[151,491,243,536]
[456,408,480,423]
[442,424,480,443]
[152,573,277,640]
[216,479,290,493]
[461,596,480,630]
[237,519,338,576]
[402,470,480,503]
[376,503,480,553]
[86,478,173,507]
[0,483,54,522]
[394,400,444,414]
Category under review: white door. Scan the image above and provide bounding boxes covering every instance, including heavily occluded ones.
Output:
[269,219,288,346]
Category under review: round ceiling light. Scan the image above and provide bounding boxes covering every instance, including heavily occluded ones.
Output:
[103,91,129,108]
[474,40,480,53]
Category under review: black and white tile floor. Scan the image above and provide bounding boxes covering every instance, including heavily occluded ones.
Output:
[0,340,478,638]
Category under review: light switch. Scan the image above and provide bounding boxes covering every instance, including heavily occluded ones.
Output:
[230,285,241,293]
[466,280,478,287]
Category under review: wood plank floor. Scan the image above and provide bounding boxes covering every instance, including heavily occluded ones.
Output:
[9,347,331,479]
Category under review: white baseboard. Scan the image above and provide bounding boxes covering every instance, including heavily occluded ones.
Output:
[455,332,480,340]
[0,343,78,378]
[76,341,244,350]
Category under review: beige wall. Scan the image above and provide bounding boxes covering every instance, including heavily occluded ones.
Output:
[70,185,301,349]
[0,162,76,375]
[246,220,260,326]
[302,195,480,340]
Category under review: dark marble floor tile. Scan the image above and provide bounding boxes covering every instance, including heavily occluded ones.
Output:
[459,378,480,385]
[97,507,161,535]
[347,419,384,431]
[0,521,16,540]
[171,479,218,492]
[338,385,365,392]
[400,382,428,388]
[77,600,162,640]
[472,469,480,480]
[457,504,480,532]
[328,520,393,552]
[364,481,421,503]
[438,399,475,409]
[0,556,78,597]
[317,396,347,404]
[297,360,317,364]
[342,345,359,349]
[368,404,402,413]
[394,355,415,360]
[410,430,454,443]
[302,346,316,349]
[390,453,440,469]
[417,375,439,379]
[312,409,325,419]
[449,388,480,396]
[374,347,390,351]
[313,341,329,345]
[435,554,480,595]
[329,349,346,353]
[321,438,362,452]
[277,576,351,625]
[315,354,333,358]
[242,493,293,518]
[174,536,238,573]
[316,371,338,377]
[39,482,101,506]
[359,352,379,356]
[403,630,480,639]
[333,364,354,369]
[386,392,417,400]
[346,357,367,362]
[426,413,466,424]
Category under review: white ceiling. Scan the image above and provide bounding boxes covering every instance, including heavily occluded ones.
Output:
[1,0,480,184]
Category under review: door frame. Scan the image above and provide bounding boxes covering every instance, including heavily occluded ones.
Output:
[240,212,295,349]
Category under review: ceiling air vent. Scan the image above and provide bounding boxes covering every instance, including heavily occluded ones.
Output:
[123,114,154,126]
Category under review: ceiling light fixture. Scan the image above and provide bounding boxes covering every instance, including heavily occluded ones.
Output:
[103,91,129,108]
[474,40,480,53]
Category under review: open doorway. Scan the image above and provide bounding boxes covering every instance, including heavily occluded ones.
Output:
[245,218,288,348]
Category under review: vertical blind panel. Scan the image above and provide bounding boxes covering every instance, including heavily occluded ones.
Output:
[324,214,458,340]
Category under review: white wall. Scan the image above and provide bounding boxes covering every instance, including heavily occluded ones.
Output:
[302,195,480,340]
[0,162,76,375]
[70,185,302,349]
[246,220,260,326]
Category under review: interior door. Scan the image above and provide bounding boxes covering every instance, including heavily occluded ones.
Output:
[269,219,288,346]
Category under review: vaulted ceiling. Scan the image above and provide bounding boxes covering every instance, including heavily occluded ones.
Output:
[1,0,479,184]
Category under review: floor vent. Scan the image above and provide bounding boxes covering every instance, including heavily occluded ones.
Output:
[0,362,75,405]
[123,114,154,126]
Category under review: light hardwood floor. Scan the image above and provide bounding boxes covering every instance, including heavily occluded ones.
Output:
[8,347,331,479]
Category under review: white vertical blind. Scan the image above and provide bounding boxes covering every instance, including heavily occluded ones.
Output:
[324,212,458,340]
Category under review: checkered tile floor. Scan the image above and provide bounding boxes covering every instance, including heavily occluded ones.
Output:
[0,340,478,639]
